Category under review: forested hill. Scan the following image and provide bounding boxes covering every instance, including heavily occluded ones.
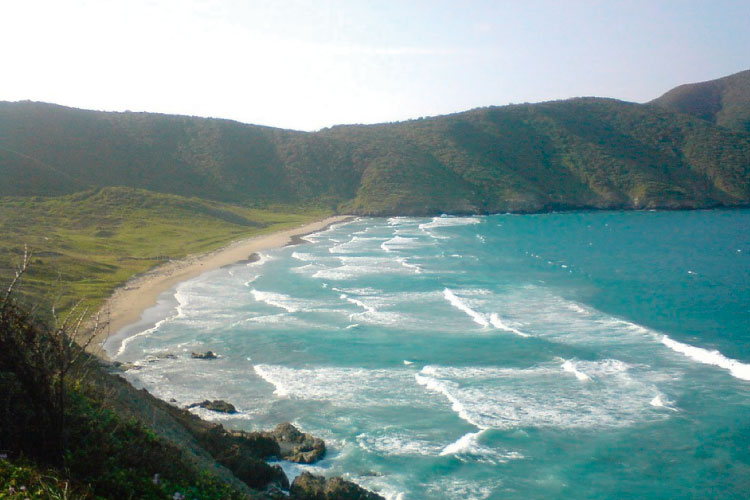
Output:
[651,69,750,133]
[2,89,750,215]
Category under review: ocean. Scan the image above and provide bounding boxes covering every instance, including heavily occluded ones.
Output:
[107,210,750,499]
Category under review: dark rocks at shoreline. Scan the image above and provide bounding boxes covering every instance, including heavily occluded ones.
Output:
[187,399,237,414]
[191,350,218,359]
[262,422,326,463]
[285,234,309,247]
[165,407,288,490]
[118,362,141,371]
[290,473,385,500]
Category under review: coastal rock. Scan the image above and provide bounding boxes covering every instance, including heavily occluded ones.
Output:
[263,422,326,463]
[290,473,384,500]
[187,399,237,414]
[163,408,287,490]
[191,350,218,359]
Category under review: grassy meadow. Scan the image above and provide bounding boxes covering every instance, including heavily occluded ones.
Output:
[0,186,329,317]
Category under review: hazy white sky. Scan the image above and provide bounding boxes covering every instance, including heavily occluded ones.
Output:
[2,0,749,130]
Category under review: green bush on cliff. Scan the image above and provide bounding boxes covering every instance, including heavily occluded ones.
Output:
[0,273,250,500]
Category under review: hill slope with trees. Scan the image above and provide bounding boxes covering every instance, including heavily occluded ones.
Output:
[651,69,750,133]
[1,91,749,216]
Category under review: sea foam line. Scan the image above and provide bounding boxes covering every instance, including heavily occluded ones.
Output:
[253,365,289,397]
[115,312,177,357]
[661,335,750,381]
[615,316,750,382]
[489,313,529,337]
[443,288,489,327]
[250,289,300,313]
[380,236,420,253]
[416,367,485,429]
[440,430,524,464]
[561,360,591,382]
[340,293,377,315]
[419,216,480,231]
[397,257,422,274]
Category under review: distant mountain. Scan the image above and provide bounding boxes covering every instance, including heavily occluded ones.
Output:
[331,98,750,214]
[651,69,750,133]
[2,86,750,215]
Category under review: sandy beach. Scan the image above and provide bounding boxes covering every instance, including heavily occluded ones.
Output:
[92,215,352,358]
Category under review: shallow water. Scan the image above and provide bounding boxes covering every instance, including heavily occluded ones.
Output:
[110,210,750,499]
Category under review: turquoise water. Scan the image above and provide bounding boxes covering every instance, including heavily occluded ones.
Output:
[109,210,750,499]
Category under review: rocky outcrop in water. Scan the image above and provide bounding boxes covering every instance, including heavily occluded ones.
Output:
[290,473,385,500]
[263,422,326,463]
[187,399,237,413]
[191,350,218,359]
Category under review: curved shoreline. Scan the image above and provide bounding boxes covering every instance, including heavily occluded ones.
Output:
[93,215,353,359]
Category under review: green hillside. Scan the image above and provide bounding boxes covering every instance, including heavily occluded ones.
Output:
[331,99,750,213]
[651,69,750,132]
[0,187,326,314]
[2,96,749,216]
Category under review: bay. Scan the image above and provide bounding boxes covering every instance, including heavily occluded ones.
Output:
[111,210,750,500]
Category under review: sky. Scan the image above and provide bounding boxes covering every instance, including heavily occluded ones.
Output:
[2,0,749,131]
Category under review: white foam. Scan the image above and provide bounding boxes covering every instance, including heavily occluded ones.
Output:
[403,360,414,365]
[649,394,675,410]
[415,370,482,429]
[338,293,404,325]
[114,312,177,357]
[243,275,259,286]
[661,335,750,381]
[381,236,421,253]
[426,477,501,500]
[340,293,377,314]
[252,365,421,406]
[349,476,407,500]
[561,360,591,381]
[272,460,329,484]
[440,431,483,456]
[565,302,590,315]
[173,287,191,318]
[419,216,480,231]
[253,364,290,397]
[489,313,529,337]
[250,289,302,313]
[247,253,272,267]
[417,361,669,429]
[440,430,524,465]
[329,237,385,254]
[242,313,289,324]
[291,251,316,262]
[443,288,489,327]
[332,287,381,296]
[397,257,422,274]
[313,255,408,280]
[387,216,419,226]
[290,263,318,274]
[357,432,442,457]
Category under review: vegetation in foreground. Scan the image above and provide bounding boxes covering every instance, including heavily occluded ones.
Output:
[0,261,252,499]
[0,263,383,500]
